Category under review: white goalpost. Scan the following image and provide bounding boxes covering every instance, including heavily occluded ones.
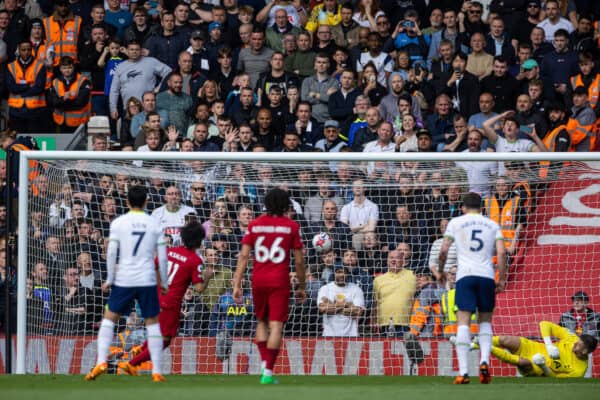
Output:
[11,151,600,376]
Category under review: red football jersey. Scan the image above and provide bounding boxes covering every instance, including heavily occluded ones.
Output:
[241,214,303,287]
[159,246,204,310]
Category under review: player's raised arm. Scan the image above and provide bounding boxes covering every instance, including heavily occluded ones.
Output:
[233,243,252,303]
[539,321,565,359]
[293,248,306,303]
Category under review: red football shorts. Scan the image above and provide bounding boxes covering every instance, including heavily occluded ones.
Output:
[252,284,290,323]
[158,307,180,338]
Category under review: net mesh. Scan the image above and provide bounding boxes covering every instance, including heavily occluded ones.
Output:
[20,156,600,376]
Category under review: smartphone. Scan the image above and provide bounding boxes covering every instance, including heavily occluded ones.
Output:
[402,20,415,28]
[520,125,533,134]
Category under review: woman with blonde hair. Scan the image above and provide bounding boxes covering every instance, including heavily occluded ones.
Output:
[119,96,142,144]
[196,80,221,105]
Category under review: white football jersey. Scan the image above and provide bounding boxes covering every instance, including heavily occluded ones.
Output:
[318,282,365,337]
[151,204,196,245]
[445,213,503,281]
[109,210,166,287]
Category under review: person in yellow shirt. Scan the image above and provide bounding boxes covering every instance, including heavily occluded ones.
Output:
[371,245,416,336]
[484,321,597,378]
[305,0,342,34]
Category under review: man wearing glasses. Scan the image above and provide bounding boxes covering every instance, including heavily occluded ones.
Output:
[458,1,488,48]
[186,181,211,222]
[513,0,544,45]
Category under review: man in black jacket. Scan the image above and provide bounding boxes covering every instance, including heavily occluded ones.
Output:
[481,56,520,113]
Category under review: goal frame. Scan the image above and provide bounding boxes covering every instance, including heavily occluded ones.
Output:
[14,150,600,374]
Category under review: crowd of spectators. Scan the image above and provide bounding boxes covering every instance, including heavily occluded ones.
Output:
[1,0,600,342]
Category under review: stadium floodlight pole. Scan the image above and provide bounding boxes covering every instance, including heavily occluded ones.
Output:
[14,150,600,374]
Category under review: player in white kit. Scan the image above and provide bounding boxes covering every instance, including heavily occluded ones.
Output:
[85,185,169,382]
[438,192,506,385]
[151,185,196,246]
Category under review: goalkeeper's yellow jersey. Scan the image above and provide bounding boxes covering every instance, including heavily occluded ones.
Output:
[540,321,589,378]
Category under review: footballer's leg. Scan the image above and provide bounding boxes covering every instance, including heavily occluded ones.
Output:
[139,286,166,382]
[86,289,128,381]
[478,311,494,384]
[454,311,473,384]
[454,278,476,384]
[252,286,270,377]
[496,335,522,353]
[255,320,269,374]
[261,287,289,385]
[127,306,179,374]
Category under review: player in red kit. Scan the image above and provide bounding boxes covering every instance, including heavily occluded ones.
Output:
[118,221,212,376]
[233,188,306,385]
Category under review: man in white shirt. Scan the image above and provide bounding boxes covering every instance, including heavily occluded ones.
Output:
[482,110,547,174]
[356,32,393,86]
[536,0,574,42]
[362,121,395,176]
[85,185,168,382]
[340,179,379,250]
[455,128,497,197]
[318,265,365,337]
[439,192,506,385]
[428,218,457,281]
[151,185,196,245]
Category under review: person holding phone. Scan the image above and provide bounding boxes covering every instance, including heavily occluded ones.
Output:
[392,10,430,64]
[436,52,480,119]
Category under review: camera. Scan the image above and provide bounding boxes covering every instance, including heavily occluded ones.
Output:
[402,20,415,28]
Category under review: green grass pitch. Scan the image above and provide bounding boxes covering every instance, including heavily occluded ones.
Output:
[1,375,599,400]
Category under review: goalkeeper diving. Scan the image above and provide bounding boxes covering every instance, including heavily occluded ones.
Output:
[478,321,597,377]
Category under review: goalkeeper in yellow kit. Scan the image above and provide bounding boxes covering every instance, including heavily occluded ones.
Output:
[487,321,597,377]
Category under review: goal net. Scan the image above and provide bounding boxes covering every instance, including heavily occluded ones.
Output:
[9,152,600,377]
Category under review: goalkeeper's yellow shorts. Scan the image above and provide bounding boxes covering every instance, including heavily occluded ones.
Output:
[517,337,546,377]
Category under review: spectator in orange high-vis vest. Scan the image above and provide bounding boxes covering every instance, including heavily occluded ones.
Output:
[569,53,600,110]
[47,56,91,133]
[409,268,444,338]
[6,40,49,133]
[567,86,597,151]
[42,0,82,68]
[0,129,41,189]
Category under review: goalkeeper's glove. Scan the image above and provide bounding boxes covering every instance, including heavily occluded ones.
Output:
[532,353,546,366]
[543,337,560,359]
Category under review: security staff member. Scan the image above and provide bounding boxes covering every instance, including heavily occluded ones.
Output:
[47,56,91,133]
[5,40,48,132]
